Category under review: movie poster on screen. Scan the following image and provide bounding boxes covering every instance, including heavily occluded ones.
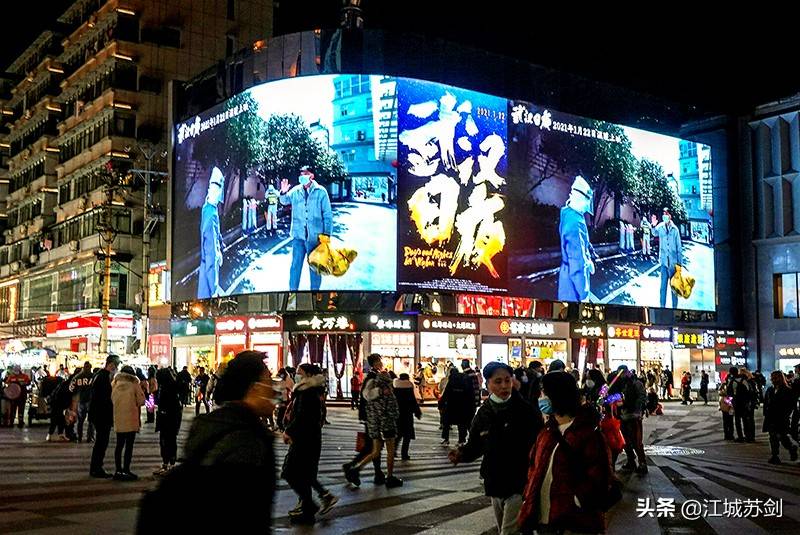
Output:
[171,75,398,302]
[396,78,509,294]
[505,99,715,312]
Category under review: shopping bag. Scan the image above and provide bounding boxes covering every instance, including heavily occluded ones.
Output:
[355,431,368,453]
[670,265,695,299]
[309,234,358,277]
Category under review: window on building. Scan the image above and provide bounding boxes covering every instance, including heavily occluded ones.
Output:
[692,186,697,194]
[775,273,800,318]
[226,35,236,57]
[357,130,366,141]
[340,104,351,117]
[227,0,236,20]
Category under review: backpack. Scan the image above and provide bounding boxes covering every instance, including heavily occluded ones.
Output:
[732,378,752,408]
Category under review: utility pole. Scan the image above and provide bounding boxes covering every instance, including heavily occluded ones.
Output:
[98,176,117,356]
[132,143,167,363]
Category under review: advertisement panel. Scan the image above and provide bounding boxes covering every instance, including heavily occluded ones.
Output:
[172,75,398,300]
[173,74,716,312]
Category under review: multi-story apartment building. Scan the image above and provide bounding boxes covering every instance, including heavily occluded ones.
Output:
[0,0,272,364]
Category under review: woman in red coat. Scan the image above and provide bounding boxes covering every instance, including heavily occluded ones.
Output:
[518,371,614,534]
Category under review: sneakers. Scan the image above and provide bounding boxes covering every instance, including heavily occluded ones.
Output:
[635,463,649,475]
[288,501,303,516]
[288,503,319,525]
[318,492,339,515]
[373,471,386,485]
[385,476,404,488]
[45,434,51,442]
[768,456,781,465]
[401,456,411,461]
[343,465,361,487]
[89,469,113,479]
[440,440,449,447]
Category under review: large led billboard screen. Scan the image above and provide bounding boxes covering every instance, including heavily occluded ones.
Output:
[172,74,715,312]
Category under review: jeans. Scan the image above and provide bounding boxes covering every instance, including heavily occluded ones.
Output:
[196,397,210,416]
[722,412,734,439]
[660,265,678,308]
[734,408,755,441]
[160,428,179,465]
[621,418,646,465]
[10,396,26,427]
[491,494,523,535]
[290,238,321,291]
[90,424,112,473]
[48,408,65,436]
[266,205,278,230]
[115,432,136,473]
[442,421,468,444]
[77,400,94,441]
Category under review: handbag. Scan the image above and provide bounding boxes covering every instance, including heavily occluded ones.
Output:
[355,431,368,453]
[670,265,696,298]
[308,235,358,277]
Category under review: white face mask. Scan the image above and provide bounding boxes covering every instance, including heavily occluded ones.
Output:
[206,183,223,205]
[299,174,311,186]
[662,215,670,223]
[586,379,595,388]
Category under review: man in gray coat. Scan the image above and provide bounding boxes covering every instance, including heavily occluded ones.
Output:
[651,208,683,308]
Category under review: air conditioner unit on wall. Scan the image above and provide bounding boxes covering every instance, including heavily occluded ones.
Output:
[10,261,20,272]
[68,240,79,252]
[29,254,38,264]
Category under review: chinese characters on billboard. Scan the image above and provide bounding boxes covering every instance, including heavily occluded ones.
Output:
[172,75,716,312]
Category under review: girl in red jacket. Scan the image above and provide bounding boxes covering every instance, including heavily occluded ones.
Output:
[518,371,615,534]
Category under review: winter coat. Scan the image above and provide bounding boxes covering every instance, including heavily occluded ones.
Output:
[155,368,182,434]
[519,406,613,534]
[441,371,476,425]
[69,370,94,404]
[763,385,794,434]
[357,371,377,422]
[89,369,114,427]
[282,375,325,485]
[463,369,482,407]
[112,373,146,433]
[393,379,421,439]
[730,376,754,411]
[159,403,275,532]
[458,392,541,498]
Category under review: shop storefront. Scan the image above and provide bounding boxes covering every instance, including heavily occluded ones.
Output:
[215,316,249,368]
[776,345,800,373]
[148,334,172,369]
[605,324,640,372]
[418,315,479,379]
[285,313,363,400]
[171,318,216,374]
[710,330,747,385]
[570,322,606,371]
[639,326,674,376]
[246,315,283,373]
[480,319,569,369]
[46,310,135,369]
[672,328,714,388]
[363,313,417,376]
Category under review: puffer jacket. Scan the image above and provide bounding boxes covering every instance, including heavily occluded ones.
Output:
[112,372,145,433]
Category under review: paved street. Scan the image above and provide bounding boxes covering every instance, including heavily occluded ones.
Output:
[1,402,799,534]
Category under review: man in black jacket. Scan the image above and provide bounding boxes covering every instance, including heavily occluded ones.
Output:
[69,361,95,443]
[89,354,120,478]
[449,362,542,535]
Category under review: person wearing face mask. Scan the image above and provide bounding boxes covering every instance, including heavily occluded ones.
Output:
[449,362,541,535]
[137,351,275,533]
[558,175,596,302]
[519,371,616,534]
[279,165,333,291]
[89,354,121,478]
[651,207,683,308]
[198,166,225,299]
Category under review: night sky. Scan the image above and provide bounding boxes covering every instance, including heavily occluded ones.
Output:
[3,1,798,116]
